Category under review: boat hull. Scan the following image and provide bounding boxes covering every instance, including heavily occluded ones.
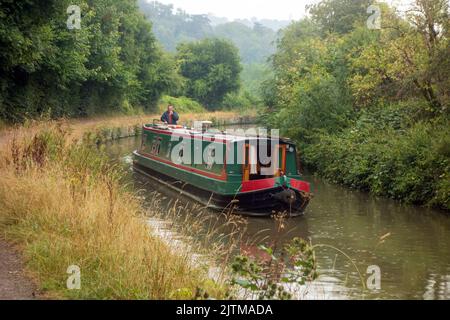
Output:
[133,160,310,217]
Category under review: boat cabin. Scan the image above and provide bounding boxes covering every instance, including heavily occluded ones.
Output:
[133,122,311,215]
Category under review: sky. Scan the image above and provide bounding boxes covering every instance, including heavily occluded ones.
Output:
[147,0,413,21]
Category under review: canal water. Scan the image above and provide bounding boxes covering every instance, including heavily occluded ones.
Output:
[105,135,450,300]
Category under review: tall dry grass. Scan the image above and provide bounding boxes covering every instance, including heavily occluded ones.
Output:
[0,122,222,299]
[0,111,243,148]
[68,111,242,140]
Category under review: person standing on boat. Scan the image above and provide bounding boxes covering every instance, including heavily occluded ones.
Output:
[161,105,179,125]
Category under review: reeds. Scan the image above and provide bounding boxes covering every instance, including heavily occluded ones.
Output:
[0,112,311,300]
[0,122,221,299]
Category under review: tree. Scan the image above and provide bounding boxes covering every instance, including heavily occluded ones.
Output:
[405,0,449,112]
[0,0,174,121]
[138,1,278,64]
[307,0,373,34]
[138,0,213,52]
[0,0,91,120]
[176,38,242,109]
[260,0,449,209]
[348,0,449,113]
[214,21,277,64]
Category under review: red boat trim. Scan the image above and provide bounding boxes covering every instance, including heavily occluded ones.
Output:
[290,179,310,193]
[241,178,276,193]
[137,151,228,181]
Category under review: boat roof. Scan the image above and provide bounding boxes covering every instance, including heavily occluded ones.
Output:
[143,124,294,144]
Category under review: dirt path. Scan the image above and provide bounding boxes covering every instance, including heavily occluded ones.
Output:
[0,240,38,300]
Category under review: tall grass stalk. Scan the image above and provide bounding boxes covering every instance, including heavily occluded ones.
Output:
[0,122,221,299]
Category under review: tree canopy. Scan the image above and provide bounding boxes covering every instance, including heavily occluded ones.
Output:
[138,1,277,64]
[261,0,449,209]
[307,0,373,34]
[176,38,242,109]
[0,0,176,121]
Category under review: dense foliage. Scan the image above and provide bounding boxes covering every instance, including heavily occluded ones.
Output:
[138,0,277,103]
[213,22,276,65]
[262,0,450,209]
[138,0,277,64]
[176,38,242,109]
[0,0,178,121]
[158,95,205,114]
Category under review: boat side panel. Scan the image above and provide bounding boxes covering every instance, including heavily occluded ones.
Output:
[142,128,229,178]
[134,151,241,195]
[138,126,309,195]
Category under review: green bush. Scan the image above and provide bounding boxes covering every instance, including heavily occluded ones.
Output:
[158,95,206,114]
[221,91,259,110]
[176,38,242,109]
[302,106,450,210]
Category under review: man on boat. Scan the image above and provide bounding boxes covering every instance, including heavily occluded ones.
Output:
[161,105,179,125]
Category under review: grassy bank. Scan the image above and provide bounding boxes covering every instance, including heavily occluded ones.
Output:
[0,117,235,299]
[0,112,321,300]
[0,111,247,145]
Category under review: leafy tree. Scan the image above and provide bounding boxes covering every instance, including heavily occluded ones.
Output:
[176,38,242,109]
[307,0,373,34]
[138,1,278,64]
[348,0,449,113]
[261,0,450,209]
[0,0,174,121]
[138,1,278,102]
[0,0,91,120]
[241,63,273,98]
[138,0,213,52]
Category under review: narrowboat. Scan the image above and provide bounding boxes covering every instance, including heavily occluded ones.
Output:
[133,121,311,216]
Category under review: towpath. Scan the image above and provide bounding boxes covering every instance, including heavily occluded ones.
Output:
[0,240,38,300]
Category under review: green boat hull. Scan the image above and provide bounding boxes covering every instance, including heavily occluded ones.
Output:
[133,124,311,216]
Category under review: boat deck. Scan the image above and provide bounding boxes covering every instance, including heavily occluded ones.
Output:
[143,124,293,144]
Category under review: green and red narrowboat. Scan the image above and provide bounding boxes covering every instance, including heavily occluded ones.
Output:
[133,122,311,216]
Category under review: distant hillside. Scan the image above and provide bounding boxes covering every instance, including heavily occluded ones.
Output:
[138,0,280,64]
[138,0,213,52]
[207,15,229,27]
[234,18,292,31]
[214,22,276,64]
[209,15,292,31]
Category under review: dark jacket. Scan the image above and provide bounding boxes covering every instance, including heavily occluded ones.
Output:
[161,111,179,125]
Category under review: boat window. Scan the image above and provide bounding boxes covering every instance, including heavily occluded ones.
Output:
[249,145,258,175]
[205,147,216,170]
[141,134,148,151]
[151,137,162,155]
[242,141,287,181]
[165,143,172,158]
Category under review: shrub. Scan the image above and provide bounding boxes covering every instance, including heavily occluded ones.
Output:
[221,90,259,110]
[158,95,206,114]
[301,104,450,210]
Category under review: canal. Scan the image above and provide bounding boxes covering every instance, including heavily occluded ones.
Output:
[105,135,450,300]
